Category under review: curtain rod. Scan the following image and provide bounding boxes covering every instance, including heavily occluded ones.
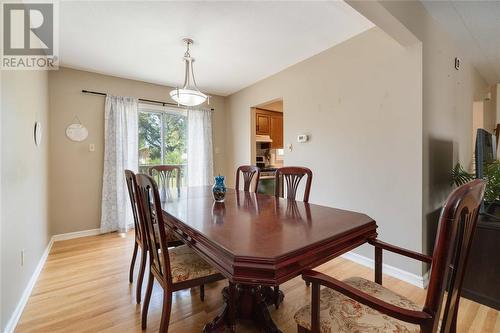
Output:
[81,89,215,111]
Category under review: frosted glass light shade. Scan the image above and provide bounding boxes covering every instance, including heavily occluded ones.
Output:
[170,88,207,107]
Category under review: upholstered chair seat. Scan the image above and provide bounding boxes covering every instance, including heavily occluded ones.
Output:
[169,245,221,283]
[294,277,420,333]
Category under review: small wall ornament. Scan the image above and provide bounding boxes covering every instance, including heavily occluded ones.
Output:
[34,121,42,146]
[66,116,88,142]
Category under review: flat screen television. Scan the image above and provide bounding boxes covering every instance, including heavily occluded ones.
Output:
[475,128,497,179]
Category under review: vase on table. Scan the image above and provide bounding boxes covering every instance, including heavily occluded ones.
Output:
[212,175,227,202]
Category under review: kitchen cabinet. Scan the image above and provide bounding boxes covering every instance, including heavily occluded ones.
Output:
[256,112,270,135]
[255,109,283,149]
[270,114,283,149]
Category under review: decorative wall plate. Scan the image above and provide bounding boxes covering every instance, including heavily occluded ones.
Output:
[34,122,42,146]
[66,123,88,142]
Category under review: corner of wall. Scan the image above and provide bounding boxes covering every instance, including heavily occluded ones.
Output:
[1,70,51,332]
[0,60,4,331]
[496,83,500,124]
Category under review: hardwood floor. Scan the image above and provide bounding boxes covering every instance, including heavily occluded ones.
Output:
[16,232,500,333]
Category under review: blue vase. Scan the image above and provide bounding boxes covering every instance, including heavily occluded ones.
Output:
[212,175,227,202]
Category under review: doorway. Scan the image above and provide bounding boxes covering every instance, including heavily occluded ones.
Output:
[251,99,284,195]
[473,101,484,151]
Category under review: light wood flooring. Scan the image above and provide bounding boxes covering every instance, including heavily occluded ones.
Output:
[15,232,500,332]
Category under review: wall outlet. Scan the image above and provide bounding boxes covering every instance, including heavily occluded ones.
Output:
[21,249,25,266]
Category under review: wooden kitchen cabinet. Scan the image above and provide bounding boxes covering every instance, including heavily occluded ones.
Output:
[270,114,283,149]
[255,109,283,149]
[256,112,271,135]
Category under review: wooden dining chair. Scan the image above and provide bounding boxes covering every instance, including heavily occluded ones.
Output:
[294,179,486,333]
[124,169,150,304]
[275,166,313,202]
[235,165,260,192]
[135,174,225,332]
[148,165,181,189]
[274,166,314,297]
[124,170,183,305]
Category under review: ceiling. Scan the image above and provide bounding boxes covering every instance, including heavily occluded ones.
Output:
[59,1,373,96]
[422,0,500,84]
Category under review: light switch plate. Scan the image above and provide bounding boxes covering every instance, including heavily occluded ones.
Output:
[89,144,95,152]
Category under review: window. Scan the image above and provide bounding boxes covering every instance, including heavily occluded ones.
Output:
[138,105,187,185]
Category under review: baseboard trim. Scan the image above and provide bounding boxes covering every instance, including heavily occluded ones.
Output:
[3,238,54,333]
[3,228,102,333]
[341,251,428,289]
[51,228,101,242]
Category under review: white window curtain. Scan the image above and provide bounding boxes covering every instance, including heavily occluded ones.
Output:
[187,108,213,186]
[100,95,138,233]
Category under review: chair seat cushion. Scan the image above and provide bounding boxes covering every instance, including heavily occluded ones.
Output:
[169,245,220,283]
[294,277,421,333]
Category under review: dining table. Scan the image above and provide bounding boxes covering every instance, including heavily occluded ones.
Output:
[160,186,378,333]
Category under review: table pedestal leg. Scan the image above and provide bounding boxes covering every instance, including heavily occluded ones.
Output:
[203,283,284,333]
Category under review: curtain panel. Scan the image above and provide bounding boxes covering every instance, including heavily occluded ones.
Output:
[187,108,214,186]
[100,95,138,233]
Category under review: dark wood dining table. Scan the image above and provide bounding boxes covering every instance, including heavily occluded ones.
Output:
[160,186,377,333]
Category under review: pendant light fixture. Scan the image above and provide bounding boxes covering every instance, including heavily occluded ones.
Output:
[169,38,208,107]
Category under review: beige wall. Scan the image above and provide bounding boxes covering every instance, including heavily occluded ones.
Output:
[1,70,50,331]
[483,87,495,133]
[472,101,484,149]
[48,68,226,235]
[375,1,492,268]
[226,27,424,275]
[496,84,500,124]
[0,67,3,329]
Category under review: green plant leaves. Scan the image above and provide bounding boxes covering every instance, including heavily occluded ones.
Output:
[452,161,500,203]
[451,163,474,187]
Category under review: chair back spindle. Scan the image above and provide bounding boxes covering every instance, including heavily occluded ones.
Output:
[135,174,172,287]
[424,179,485,332]
[235,165,260,192]
[148,165,181,190]
[275,167,312,202]
[124,170,144,244]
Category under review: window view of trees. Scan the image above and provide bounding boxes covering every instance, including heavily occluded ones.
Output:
[138,110,187,175]
[139,112,161,165]
[163,113,187,164]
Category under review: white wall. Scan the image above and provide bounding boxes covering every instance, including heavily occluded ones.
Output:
[0,65,3,330]
[372,0,492,269]
[496,84,500,124]
[226,27,424,275]
[1,70,50,331]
